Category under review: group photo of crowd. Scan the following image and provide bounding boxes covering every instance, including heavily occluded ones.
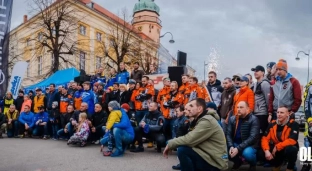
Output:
[0,59,307,171]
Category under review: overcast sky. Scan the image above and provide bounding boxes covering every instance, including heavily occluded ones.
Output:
[11,0,312,85]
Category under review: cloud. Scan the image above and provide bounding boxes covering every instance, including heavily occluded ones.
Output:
[11,0,312,85]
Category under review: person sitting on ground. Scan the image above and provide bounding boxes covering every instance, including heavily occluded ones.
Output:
[163,98,228,171]
[100,101,122,156]
[49,101,60,140]
[4,104,20,138]
[130,102,165,153]
[33,105,49,139]
[0,108,5,138]
[18,105,35,138]
[121,103,137,150]
[89,103,107,144]
[301,118,312,171]
[261,106,299,171]
[67,112,90,147]
[67,102,88,137]
[57,105,75,140]
[226,101,260,171]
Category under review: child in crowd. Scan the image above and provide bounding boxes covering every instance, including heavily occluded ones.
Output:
[100,101,122,156]
[172,105,190,170]
[49,101,60,140]
[67,112,89,147]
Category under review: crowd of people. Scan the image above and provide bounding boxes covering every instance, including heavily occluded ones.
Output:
[0,59,307,171]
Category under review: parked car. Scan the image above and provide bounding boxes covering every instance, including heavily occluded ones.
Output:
[295,106,305,131]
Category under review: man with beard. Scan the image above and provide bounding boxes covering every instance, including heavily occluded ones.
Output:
[105,83,120,104]
[184,77,206,104]
[130,62,145,83]
[207,71,223,107]
[219,77,236,133]
[179,74,190,105]
[226,101,260,171]
[67,82,78,97]
[162,81,184,140]
[57,105,75,139]
[157,78,171,115]
[59,88,73,114]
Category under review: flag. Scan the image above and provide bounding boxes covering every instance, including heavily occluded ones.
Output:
[7,61,28,99]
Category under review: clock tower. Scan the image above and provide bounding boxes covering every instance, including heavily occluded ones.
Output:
[132,0,162,43]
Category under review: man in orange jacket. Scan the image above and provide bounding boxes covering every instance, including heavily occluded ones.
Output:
[162,81,184,140]
[157,78,171,114]
[184,77,209,105]
[261,106,299,171]
[179,74,190,105]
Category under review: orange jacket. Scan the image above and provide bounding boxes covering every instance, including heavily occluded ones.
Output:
[21,99,32,112]
[200,85,211,103]
[131,84,155,110]
[74,97,82,110]
[261,120,298,152]
[60,94,73,113]
[179,83,189,104]
[233,86,254,115]
[162,91,184,119]
[157,85,171,113]
[184,84,205,104]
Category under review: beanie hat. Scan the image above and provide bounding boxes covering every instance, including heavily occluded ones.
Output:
[276,59,288,71]
[108,101,121,110]
[52,101,58,107]
[121,103,130,111]
[206,102,217,111]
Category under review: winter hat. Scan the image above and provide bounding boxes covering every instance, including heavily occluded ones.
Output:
[108,101,121,110]
[52,101,58,107]
[267,62,276,69]
[206,102,217,110]
[121,103,130,111]
[240,76,249,82]
[276,59,287,72]
[129,79,136,84]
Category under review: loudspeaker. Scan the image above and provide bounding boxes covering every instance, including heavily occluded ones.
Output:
[177,51,187,66]
[168,66,188,87]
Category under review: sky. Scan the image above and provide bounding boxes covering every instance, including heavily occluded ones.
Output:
[11,0,312,85]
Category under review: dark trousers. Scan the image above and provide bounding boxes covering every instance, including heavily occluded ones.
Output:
[134,127,165,149]
[135,110,148,124]
[163,118,175,140]
[19,122,33,135]
[51,123,59,139]
[269,145,298,169]
[33,124,49,136]
[7,121,19,137]
[90,127,104,141]
[177,146,220,171]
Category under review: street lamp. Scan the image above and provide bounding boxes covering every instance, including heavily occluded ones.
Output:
[204,61,208,84]
[296,50,310,84]
[160,32,175,43]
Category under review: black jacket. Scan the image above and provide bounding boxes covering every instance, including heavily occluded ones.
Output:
[60,111,74,128]
[226,114,260,152]
[142,110,164,132]
[48,108,60,125]
[0,113,5,126]
[219,85,236,119]
[105,90,120,104]
[14,96,24,112]
[119,91,129,105]
[70,110,87,122]
[173,115,190,138]
[90,111,108,129]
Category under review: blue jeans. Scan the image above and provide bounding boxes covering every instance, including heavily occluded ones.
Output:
[177,146,220,171]
[164,118,175,139]
[7,121,19,137]
[135,110,148,124]
[57,123,74,139]
[33,124,49,136]
[51,124,59,139]
[230,143,257,166]
[113,127,134,153]
[100,126,114,152]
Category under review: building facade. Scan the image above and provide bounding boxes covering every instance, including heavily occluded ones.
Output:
[9,0,195,87]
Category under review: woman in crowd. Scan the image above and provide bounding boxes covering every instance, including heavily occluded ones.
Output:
[118,84,129,105]
[21,95,32,113]
[67,112,89,147]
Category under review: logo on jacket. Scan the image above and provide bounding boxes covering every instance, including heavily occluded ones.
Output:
[283,83,288,89]
[81,92,90,99]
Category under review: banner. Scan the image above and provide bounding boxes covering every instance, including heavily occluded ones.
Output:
[145,73,169,90]
[7,61,28,99]
[0,0,14,96]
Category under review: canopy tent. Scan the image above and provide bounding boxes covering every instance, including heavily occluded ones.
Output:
[24,68,79,93]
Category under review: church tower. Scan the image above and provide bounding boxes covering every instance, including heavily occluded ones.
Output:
[132,0,162,43]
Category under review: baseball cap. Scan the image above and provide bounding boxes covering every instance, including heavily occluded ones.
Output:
[35,88,42,92]
[129,79,136,84]
[251,65,265,72]
[267,62,276,69]
[240,76,249,82]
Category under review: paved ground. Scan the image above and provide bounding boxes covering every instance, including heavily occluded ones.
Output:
[0,133,305,171]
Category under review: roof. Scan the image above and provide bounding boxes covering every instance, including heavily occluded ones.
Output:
[133,0,160,15]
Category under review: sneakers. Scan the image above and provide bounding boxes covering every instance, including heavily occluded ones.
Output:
[231,162,242,171]
[111,150,123,157]
[43,136,47,140]
[172,164,181,170]
[272,166,281,171]
[94,140,100,145]
[147,142,154,148]
[130,147,144,153]
[103,151,112,156]
[80,141,86,147]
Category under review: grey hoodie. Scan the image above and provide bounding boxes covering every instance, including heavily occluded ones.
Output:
[253,78,271,115]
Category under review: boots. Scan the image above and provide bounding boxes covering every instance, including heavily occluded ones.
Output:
[0,130,3,138]
[272,166,281,171]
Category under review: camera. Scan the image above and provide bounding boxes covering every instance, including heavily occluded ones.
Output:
[163,101,175,108]
[136,93,147,102]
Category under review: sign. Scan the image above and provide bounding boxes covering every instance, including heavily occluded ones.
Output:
[145,73,169,90]
[299,147,312,163]
[7,61,28,99]
[0,0,14,95]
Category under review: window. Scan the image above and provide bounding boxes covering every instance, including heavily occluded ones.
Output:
[38,32,43,41]
[26,39,31,46]
[79,25,86,35]
[96,56,102,69]
[79,52,86,70]
[38,56,42,76]
[96,32,102,41]
[26,60,30,77]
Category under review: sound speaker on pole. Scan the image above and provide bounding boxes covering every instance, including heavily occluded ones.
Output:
[177,51,187,66]
[168,66,188,87]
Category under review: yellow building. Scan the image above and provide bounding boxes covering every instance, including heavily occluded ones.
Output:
[9,0,195,87]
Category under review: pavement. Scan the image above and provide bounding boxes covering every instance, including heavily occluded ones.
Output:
[0,133,305,171]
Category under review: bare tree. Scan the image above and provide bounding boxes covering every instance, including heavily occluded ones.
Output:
[27,0,82,76]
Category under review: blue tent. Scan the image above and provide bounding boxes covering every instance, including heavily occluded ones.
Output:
[24,68,79,93]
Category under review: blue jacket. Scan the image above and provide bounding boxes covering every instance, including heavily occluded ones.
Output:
[34,111,49,124]
[91,76,106,87]
[113,109,135,140]
[46,90,60,109]
[117,70,129,84]
[81,90,97,115]
[19,111,35,128]
[105,75,117,90]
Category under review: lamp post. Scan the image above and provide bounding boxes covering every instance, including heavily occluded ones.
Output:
[295,50,310,84]
[204,61,208,84]
[160,32,175,43]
